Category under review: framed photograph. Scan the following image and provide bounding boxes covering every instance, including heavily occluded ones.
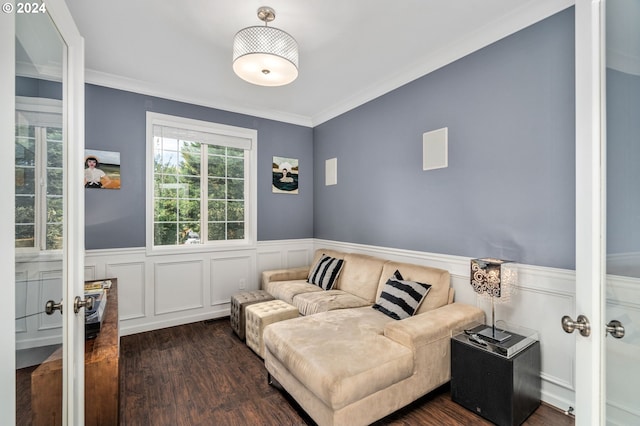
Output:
[272,156,298,194]
[84,149,121,189]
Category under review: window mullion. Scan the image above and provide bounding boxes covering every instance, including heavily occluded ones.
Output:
[244,153,250,240]
[36,127,47,251]
[201,144,208,243]
[225,149,228,239]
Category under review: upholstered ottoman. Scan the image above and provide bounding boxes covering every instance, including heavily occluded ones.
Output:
[245,300,299,358]
[230,290,274,340]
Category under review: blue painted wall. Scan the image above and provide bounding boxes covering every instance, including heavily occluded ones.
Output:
[607,68,640,255]
[82,8,578,270]
[84,85,314,249]
[313,8,576,269]
[16,76,62,100]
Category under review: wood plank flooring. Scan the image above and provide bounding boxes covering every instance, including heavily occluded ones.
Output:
[16,317,575,425]
[118,318,575,426]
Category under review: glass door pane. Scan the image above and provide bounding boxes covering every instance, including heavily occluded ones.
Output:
[14,9,65,425]
[605,0,640,423]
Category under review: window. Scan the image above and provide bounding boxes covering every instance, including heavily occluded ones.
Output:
[15,97,63,252]
[146,112,257,252]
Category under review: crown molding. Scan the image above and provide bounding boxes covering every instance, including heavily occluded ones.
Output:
[607,49,640,76]
[84,0,574,129]
[84,69,314,128]
[310,0,575,126]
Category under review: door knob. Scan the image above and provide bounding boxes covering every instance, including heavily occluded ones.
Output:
[606,320,625,339]
[561,314,591,337]
[45,300,63,315]
[73,295,94,314]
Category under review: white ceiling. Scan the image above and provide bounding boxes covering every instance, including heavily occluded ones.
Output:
[64,0,573,126]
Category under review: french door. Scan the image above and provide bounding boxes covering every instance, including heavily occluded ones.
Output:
[574,0,640,424]
[2,0,86,424]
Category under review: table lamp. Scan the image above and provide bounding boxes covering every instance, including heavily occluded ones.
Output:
[470,258,517,343]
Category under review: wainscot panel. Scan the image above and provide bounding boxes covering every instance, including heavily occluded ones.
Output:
[256,239,315,273]
[38,270,63,332]
[15,259,63,351]
[210,255,254,306]
[154,259,204,315]
[15,270,28,334]
[105,261,146,321]
[606,274,640,423]
[256,249,281,275]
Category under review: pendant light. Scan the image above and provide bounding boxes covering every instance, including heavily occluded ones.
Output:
[233,6,299,86]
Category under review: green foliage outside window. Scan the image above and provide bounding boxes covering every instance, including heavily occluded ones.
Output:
[153,132,246,247]
[15,124,64,250]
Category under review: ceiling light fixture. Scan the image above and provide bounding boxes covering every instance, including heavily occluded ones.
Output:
[233,6,299,87]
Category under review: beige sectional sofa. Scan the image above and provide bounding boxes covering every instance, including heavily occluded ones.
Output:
[260,249,484,426]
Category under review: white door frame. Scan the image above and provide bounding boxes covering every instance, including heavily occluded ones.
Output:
[575,0,606,424]
[48,0,87,422]
[0,8,17,425]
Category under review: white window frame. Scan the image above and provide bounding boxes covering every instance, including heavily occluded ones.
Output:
[15,96,64,259]
[145,112,257,255]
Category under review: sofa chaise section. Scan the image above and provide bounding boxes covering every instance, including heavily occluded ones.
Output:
[264,303,484,426]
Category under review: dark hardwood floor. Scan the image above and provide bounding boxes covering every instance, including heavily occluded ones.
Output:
[17,318,574,425]
[117,318,574,426]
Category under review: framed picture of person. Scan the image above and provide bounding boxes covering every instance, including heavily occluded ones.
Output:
[84,149,121,189]
[272,156,298,194]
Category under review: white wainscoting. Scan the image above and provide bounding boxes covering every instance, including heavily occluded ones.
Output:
[78,238,640,416]
[83,239,315,336]
[606,274,640,423]
[14,260,65,350]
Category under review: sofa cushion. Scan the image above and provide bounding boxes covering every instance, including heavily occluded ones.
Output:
[264,280,322,305]
[307,254,345,290]
[263,307,413,410]
[377,262,451,314]
[335,253,387,303]
[292,290,370,316]
[372,273,431,320]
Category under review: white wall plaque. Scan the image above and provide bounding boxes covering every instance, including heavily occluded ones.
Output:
[423,127,448,170]
[325,158,337,186]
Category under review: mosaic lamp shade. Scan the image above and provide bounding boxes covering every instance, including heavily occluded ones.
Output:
[470,258,517,342]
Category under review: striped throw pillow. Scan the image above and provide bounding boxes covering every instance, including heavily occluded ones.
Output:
[372,271,431,320]
[307,254,344,290]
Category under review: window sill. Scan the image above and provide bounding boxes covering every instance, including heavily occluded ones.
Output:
[15,249,63,263]
[145,240,257,257]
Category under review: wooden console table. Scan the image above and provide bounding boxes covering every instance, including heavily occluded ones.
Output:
[31,279,120,425]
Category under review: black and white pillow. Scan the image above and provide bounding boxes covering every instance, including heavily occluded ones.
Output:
[372,270,431,320]
[307,254,345,290]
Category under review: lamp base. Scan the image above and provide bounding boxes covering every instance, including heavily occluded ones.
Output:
[477,326,511,343]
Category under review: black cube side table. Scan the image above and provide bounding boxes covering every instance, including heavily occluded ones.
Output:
[450,325,541,426]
